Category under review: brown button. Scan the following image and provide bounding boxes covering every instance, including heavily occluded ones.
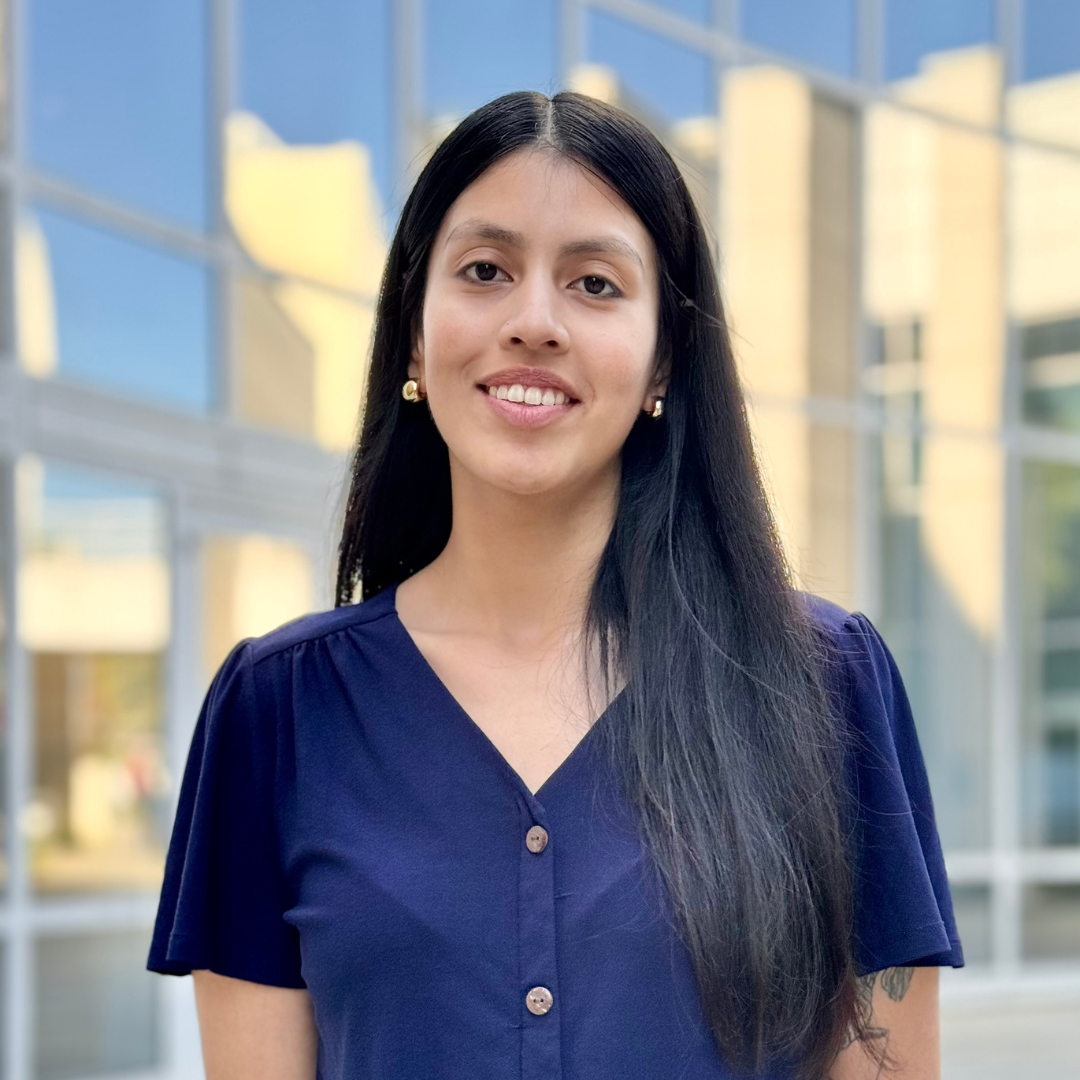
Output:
[526,986,554,1015]
[526,825,548,853]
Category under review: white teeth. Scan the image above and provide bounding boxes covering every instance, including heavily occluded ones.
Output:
[486,383,573,406]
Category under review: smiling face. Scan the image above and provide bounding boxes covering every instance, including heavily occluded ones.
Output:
[409,147,665,498]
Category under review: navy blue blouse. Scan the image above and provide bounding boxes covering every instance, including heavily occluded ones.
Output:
[148,582,963,1079]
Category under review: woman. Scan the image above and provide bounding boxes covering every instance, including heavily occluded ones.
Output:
[148,91,962,1079]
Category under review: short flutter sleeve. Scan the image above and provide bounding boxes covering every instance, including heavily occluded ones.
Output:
[147,641,304,988]
[821,607,965,976]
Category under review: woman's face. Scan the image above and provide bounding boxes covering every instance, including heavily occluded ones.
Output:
[410,147,664,499]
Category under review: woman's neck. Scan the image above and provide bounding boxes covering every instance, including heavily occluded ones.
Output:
[400,456,620,650]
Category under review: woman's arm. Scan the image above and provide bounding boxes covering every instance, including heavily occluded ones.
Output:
[193,969,318,1080]
[829,966,940,1080]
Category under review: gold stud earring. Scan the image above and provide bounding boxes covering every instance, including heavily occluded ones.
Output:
[402,378,425,402]
[651,397,664,418]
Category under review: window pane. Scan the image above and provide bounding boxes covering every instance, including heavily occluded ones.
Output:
[883,1,999,128]
[722,67,859,397]
[201,533,315,682]
[581,15,719,237]
[1023,884,1080,961]
[34,929,159,1080]
[876,434,997,851]
[1009,144,1080,434]
[235,276,373,450]
[950,883,992,964]
[237,0,393,226]
[741,0,857,78]
[18,459,169,895]
[425,0,557,120]
[1022,462,1080,848]
[588,10,713,124]
[748,414,857,607]
[16,207,213,413]
[28,0,207,229]
[863,107,1005,432]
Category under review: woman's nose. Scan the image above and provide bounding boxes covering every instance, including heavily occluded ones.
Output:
[498,281,569,353]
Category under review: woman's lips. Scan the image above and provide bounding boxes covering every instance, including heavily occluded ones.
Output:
[478,385,575,429]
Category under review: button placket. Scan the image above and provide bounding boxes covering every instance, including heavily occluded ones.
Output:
[518,799,562,1078]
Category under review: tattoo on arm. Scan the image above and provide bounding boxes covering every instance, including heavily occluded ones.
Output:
[839,966,915,1050]
[879,966,914,1002]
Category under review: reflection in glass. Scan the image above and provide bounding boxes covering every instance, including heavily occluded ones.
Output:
[18,459,169,894]
[28,0,207,228]
[1022,462,1080,848]
[950,884,991,964]
[239,0,393,213]
[1023,885,1080,961]
[234,274,373,449]
[750,415,856,607]
[224,109,383,447]
[884,1,1000,128]
[34,929,160,1080]
[741,0,857,77]
[721,65,859,400]
[587,9,713,124]
[1009,144,1080,433]
[876,434,996,851]
[201,534,314,681]
[1021,0,1080,87]
[16,207,213,413]
[863,105,1005,431]
[425,0,557,121]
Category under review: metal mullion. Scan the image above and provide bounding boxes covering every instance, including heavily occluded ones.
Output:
[209,0,236,423]
[856,0,882,88]
[6,0,34,1070]
[3,460,31,1080]
[559,0,588,88]
[851,91,881,620]
[393,0,423,211]
[162,483,198,1080]
[988,0,1025,979]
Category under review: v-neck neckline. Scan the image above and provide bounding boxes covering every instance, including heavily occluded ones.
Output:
[388,581,627,803]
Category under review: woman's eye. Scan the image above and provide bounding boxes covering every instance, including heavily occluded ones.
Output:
[575,275,619,298]
[464,262,506,283]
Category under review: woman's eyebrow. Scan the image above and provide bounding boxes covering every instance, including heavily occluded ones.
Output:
[444,218,644,270]
[559,237,643,270]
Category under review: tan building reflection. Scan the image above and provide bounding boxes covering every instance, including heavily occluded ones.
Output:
[17,456,170,893]
[225,110,387,450]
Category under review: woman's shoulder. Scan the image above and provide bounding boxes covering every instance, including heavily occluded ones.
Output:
[795,590,910,732]
[241,584,399,668]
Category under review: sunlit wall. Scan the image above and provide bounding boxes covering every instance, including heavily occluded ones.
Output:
[1,2,1079,1079]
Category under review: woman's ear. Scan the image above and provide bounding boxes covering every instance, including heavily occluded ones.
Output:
[408,332,425,383]
[641,356,670,414]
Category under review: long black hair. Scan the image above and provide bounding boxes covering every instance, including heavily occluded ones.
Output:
[337,91,867,1078]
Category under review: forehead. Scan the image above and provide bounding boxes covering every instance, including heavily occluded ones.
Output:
[435,148,655,265]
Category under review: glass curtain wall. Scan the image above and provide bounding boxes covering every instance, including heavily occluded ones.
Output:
[0,1,1078,1078]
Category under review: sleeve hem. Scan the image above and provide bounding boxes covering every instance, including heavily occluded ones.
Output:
[147,933,306,990]
[856,919,965,976]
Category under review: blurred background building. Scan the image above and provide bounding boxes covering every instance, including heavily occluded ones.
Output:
[0,1,1077,1078]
